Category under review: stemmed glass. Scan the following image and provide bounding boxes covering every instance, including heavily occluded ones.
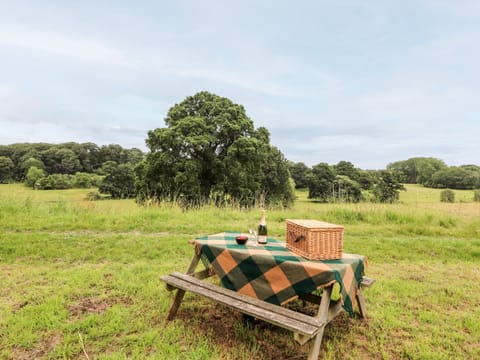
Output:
[248,228,258,246]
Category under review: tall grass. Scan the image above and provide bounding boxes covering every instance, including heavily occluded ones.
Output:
[1,183,479,359]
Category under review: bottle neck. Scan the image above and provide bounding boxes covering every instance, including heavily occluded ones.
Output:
[260,210,266,225]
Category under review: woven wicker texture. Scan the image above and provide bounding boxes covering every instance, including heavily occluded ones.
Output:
[286,219,344,260]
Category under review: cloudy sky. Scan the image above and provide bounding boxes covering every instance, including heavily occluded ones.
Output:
[1,1,479,169]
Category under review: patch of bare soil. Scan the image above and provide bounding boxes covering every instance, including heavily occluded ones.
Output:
[68,295,133,317]
[176,295,310,359]
[11,332,62,360]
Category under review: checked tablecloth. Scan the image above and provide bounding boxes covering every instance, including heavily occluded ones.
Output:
[195,232,366,316]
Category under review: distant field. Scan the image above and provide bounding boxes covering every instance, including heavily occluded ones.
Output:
[0,183,479,359]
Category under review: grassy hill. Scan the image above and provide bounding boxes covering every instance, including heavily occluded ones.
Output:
[0,184,479,359]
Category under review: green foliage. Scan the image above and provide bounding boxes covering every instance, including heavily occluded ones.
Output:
[372,170,406,203]
[387,157,447,184]
[35,174,72,190]
[431,166,480,189]
[474,190,480,202]
[137,91,294,207]
[0,156,14,183]
[307,161,364,203]
[333,161,360,182]
[19,157,45,177]
[0,142,144,182]
[307,162,335,201]
[98,163,135,199]
[25,166,46,189]
[357,170,376,190]
[440,189,455,203]
[332,175,362,202]
[72,172,92,188]
[288,161,310,189]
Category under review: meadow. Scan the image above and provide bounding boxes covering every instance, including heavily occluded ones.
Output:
[0,184,479,359]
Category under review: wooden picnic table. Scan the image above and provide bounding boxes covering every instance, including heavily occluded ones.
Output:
[161,233,374,359]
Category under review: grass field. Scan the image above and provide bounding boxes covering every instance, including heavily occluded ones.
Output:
[1,183,479,359]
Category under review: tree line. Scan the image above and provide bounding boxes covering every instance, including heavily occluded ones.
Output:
[386,157,480,189]
[288,161,406,203]
[0,142,143,198]
[1,92,478,206]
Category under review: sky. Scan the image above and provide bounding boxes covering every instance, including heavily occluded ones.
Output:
[1,0,479,169]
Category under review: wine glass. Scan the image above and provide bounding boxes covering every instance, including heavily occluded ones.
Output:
[248,228,258,246]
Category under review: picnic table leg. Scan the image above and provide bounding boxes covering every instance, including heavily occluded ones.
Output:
[166,253,201,320]
[307,285,333,360]
[356,288,367,319]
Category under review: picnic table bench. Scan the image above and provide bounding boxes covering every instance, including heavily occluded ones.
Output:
[161,233,375,359]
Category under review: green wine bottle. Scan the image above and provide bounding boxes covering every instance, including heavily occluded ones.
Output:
[257,209,267,244]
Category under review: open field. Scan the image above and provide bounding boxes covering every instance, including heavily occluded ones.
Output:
[1,183,479,359]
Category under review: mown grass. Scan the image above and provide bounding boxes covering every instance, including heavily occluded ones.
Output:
[1,183,479,359]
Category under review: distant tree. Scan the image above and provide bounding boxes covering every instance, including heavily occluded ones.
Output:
[289,162,310,189]
[333,161,360,182]
[72,172,93,188]
[20,157,45,178]
[136,91,294,207]
[431,167,480,189]
[97,161,118,176]
[440,189,455,203]
[125,148,144,165]
[25,166,46,188]
[0,156,14,183]
[33,174,71,190]
[387,157,447,185]
[99,163,135,199]
[100,144,127,164]
[332,175,362,202]
[50,174,72,189]
[372,170,406,203]
[357,170,376,190]
[307,163,335,202]
[55,148,82,174]
[35,176,55,190]
[259,146,295,207]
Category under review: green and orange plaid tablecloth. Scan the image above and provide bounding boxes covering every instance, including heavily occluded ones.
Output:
[195,232,366,316]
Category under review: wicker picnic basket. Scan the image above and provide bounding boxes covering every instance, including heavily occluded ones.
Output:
[286,219,344,260]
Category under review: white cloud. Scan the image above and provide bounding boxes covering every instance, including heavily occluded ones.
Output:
[0,25,128,66]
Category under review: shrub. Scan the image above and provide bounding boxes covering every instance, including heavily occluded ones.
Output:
[25,166,46,188]
[440,189,455,203]
[35,174,72,190]
[85,191,101,201]
[72,172,92,188]
[474,190,480,202]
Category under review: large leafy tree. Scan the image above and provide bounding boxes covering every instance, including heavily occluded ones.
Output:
[136,91,294,207]
[307,162,335,201]
[99,163,136,199]
[288,162,310,189]
[333,161,360,182]
[373,170,406,203]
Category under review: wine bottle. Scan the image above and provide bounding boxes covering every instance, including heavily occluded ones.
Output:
[257,209,267,244]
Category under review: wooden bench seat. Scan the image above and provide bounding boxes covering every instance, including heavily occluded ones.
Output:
[161,272,325,343]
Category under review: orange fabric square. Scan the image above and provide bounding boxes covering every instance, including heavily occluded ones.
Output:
[342,264,355,292]
[238,283,258,299]
[303,261,332,278]
[263,266,291,294]
[212,249,239,274]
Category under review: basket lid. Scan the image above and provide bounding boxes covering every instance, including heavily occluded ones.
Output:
[286,219,344,229]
